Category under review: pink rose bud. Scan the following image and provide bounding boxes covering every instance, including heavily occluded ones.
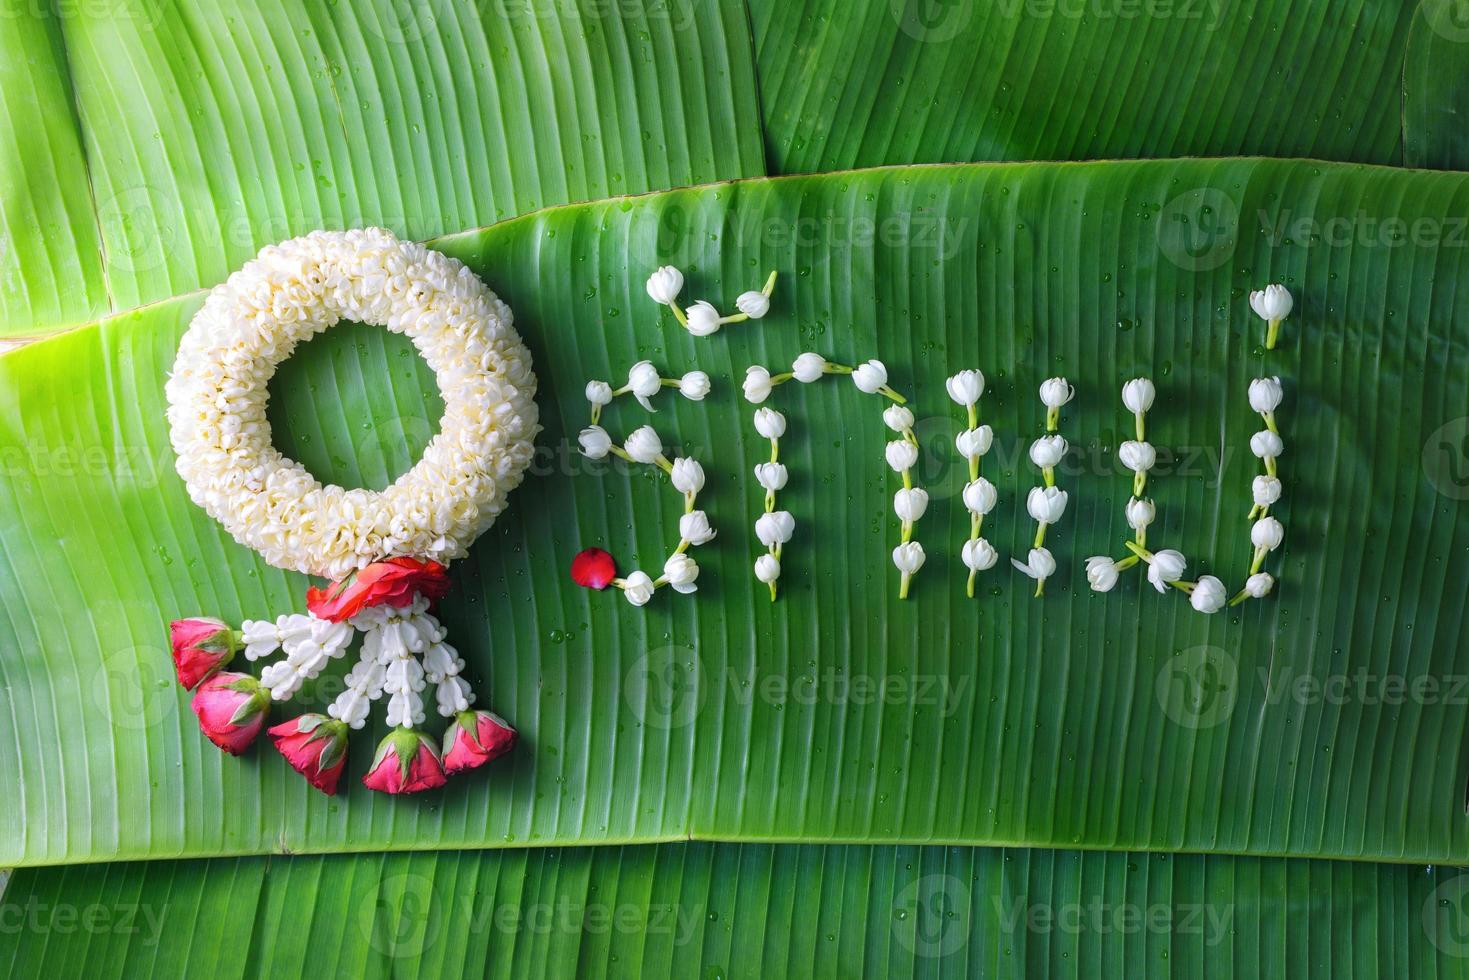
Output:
[268,714,350,795]
[443,710,517,774]
[362,728,447,794]
[190,672,269,755]
[169,617,239,690]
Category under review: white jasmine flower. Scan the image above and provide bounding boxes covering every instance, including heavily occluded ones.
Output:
[852,359,888,394]
[1146,550,1187,593]
[1118,440,1156,474]
[1039,377,1075,408]
[1126,497,1155,530]
[686,300,723,337]
[955,426,993,460]
[792,352,828,383]
[1245,572,1275,597]
[579,425,612,459]
[1252,475,1282,506]
[1085,556,1121,592]
[754,461,788,491]
[962,478,997,515]
[624,425,663,464]
[1121,378,1155,414]
[646,266,684,305]
[627,360,662,410]
[893,487,929,522]
[1250,430,1284,459]
[1029,434,1068,468]
[1249,284,1293,322]
[743,365,774,404]
[1251,516,1284,551]
[945,370,984,406]
[892,542,926,574]
[662,554,700,594]
[585,380,614,406]
[1026,486,1068,524]
[1011,547,1056,581]
[962,538,998,571]
[679,371,711,401]
[883,404,915,433]
[621,571,656,606]
[679,510,717,546]
[754,554,781,583]
[755,510,796,547]
[885,440,919,472]
[753,406,786,439]
[1190,575,1228,614]
[736,290,770,319]
[670,457,705,495]
[1248,376,1283,414]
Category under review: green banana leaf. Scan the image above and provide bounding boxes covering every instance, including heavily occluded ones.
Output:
[2,157,1466,869]
[1404,0,1469,171]
[0,0,764,337]
[752,0,1419,174]
[5,843,1468,978]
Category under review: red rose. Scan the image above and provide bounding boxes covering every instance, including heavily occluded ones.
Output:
[306,557,451,622]
[269,714,350,795]
[169,617,238,689]
[442,710,517,774]
[362,728,447,794]
[570,548,617,590]
[190,672,269,755]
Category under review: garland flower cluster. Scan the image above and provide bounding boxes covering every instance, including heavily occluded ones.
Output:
[645,264,778,338]
[571,361,717,605]
[743,354,925,599]
[1088,283,1293,612]
[165,228,535,795]
[1012,378,1072,596]
[947,370,998,596]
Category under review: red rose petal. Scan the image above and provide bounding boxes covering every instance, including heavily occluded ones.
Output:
[571,548,617,590]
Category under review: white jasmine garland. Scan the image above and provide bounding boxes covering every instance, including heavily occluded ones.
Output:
[962,538,998,572]
[754,462,789,491]
[754,554,781,583]
[627,360,661,411]
[1249,283,1293,349]
[753,407,787,439]
[1126,497,1155,531]
[1121,378,1155,416]
[1118,440,1156,475]
[1146,549,1187,593]
[586,380,614,407]
[893,487,929,522]
[892,542,926,575]
[661,554,700,594]
[1250,430,1284,460]
[624,426,665,465]
[621,570,656,606]
[792,352,828,383]
[1248,376,1284,414]
[1039,377,1075,409]
[679,371,712,401]
[679,511,717,545]
[1018,377,1071,596]
[851,360,888,394]
[685,300,723,337]
[955,426,993,460]
[646,266,684,306]
[885,440,919,472]
[165,228,539,580]
[736,291,771,319]
[1026,486,1068,525]
[963,478,997,515]
[1189,575,1228,614]
[1011,548,1056,585]
[744,365,774,403]
[1252,475,1282,507]
[883,404,915,432]
[1244,572,1275,598]
[1028,435,1068,469]
[756,511,796,547]
[1085,557,1120,593]
[670,457,706,496]
[946,370,984,407]
[1251,516,1284,552]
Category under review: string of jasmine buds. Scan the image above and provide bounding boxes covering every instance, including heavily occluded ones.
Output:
[1085,379,1156,594]
[577,366,717,606]
[947,370,996,597]
[744,353,923,600]
[1230,374,1285,605]
[645,265,779,338]
[1012,378,1073,597]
